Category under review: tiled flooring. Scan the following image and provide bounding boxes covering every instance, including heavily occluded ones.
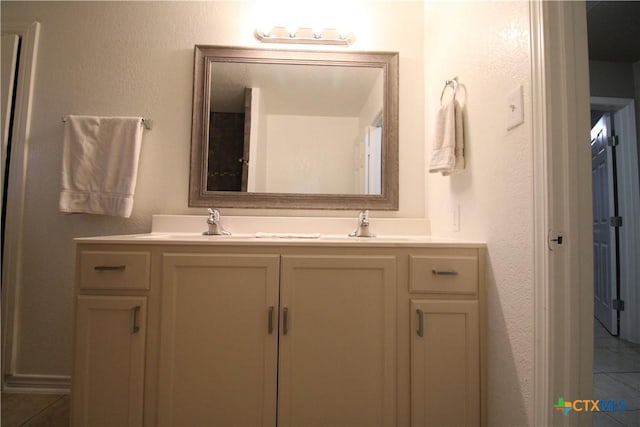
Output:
[2,323,638,426]
[593,320,640,426]
[0,393,68,427]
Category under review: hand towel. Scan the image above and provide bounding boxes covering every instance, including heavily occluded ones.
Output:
[59,115,144,217]
[428,99,465,175]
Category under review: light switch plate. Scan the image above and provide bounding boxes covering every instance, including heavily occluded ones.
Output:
[452,204,460,232]
[507,85,524,130]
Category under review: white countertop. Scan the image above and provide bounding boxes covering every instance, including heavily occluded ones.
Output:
[74,215,485,248]
[74,232,485,248]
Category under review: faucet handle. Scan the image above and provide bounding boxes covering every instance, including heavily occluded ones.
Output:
[359,210,370,225]
[350,210,375,237]
[207,208,220,223]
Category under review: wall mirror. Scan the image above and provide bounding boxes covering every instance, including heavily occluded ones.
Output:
[189,45,398,210]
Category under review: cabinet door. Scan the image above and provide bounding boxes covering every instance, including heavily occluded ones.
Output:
[72,295,147,427]
[157,254,279,427]
[411,300,479,427]
[278,255,397,427]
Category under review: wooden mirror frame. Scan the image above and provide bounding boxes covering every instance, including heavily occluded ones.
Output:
[189,45,398,210]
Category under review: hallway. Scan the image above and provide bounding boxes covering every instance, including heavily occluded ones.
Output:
[593,320,640,426]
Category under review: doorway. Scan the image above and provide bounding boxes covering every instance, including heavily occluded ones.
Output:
[1,21,40,390]
[586,2,640,425]
[590,111,619,336]
[590,97,640,343]
[1,34,20,264]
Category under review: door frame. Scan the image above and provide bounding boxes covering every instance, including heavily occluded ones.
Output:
[531,1,594,425]
[1,21,40,390]
[591,96,640,344]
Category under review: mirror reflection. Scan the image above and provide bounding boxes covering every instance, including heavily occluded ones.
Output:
[207,61,383,195]
[190,46,399,210]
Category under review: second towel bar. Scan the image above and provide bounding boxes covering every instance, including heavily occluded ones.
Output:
[62,116,153,130]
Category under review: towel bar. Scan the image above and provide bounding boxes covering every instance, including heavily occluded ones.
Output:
[62,116,153,130]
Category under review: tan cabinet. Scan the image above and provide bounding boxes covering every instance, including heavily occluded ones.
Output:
[72,241,484,427]
[156,253,396,427]
[410,300,480,426]
[408,249,484,427]
[72,295,147,427]
[72,247,151,427]
[157,254,280,427]
[278,255,397,427]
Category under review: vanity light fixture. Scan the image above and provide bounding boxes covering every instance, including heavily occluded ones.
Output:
[254,26,355,46]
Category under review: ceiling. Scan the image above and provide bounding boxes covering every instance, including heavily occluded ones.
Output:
[210,61,382,117]
[586,1,640,63]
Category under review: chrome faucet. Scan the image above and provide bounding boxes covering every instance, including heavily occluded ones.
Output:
[349,210,375,238]
[203,208,231,235]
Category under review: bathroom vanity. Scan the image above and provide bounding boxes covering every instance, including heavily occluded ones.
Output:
[71,222,486,427]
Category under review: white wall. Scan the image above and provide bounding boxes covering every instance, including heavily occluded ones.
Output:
[359,71,384,129]
[247,87,261,192]
[264,115,359,194]
[423,1,533,424]
[1,1,424,381]
[256,85,269,192]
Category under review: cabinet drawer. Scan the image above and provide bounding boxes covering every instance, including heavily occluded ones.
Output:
[409,254,478,295]
[79,251,150,290]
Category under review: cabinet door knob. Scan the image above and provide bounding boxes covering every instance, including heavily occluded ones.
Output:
[268,306,274,334]
[283,307,289,335]
[416,309,424,337]
[131,305,141,334]
[431,269,458,276]
[94,265,126,271]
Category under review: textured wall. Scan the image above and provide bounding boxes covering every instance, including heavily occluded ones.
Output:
[1,1,424,378]
[264,115,358,193]
[423,1,534,424]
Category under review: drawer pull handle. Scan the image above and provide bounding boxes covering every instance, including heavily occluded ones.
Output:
[94,265,126,272]
[283,307,289,335]
[131,306,141,334]
[432,269,458,276]
[416,309,424,337]
[268,306,274,334]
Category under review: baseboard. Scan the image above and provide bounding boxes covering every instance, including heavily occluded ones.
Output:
[2,374,71,394]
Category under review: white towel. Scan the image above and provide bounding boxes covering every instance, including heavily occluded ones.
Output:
[428,99,465,175]
[59,115,144,217]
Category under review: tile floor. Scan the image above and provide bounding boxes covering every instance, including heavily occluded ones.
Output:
[2,322,638,426]
[0,393,68,427]
[593,320,640,426]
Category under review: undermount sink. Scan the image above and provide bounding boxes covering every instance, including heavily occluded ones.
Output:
[133,233,258,240]
[128,215,434,243]
[133,232,427,242]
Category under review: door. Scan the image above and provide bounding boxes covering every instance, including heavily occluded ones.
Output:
[278,255,397,427]
[1,34,19,208]
[241,87,252,191]
[207,111,246,191]
[591,113,619,334]
[72,296,147,427]
[366,125,382,195]
[411,300,480,427]
[158,254,279,427]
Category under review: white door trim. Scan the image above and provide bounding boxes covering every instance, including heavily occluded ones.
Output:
[531,1,593,425]
[1,21,40,387]
[530,2,551,423]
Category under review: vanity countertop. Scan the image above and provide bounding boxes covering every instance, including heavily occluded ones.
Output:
[74,233,485,248]
[74,215,485,248]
